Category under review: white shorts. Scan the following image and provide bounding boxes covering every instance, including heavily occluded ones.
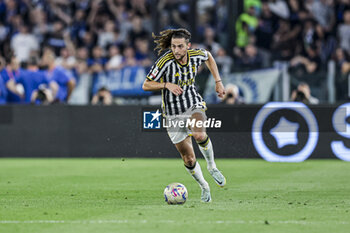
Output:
[165,102,207,144]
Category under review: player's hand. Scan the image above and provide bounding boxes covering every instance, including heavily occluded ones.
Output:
[216,81,225,99]
[165,83,183,96]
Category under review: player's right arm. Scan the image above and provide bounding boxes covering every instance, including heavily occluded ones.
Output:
[143,60,183,96]
[142,80,183,96]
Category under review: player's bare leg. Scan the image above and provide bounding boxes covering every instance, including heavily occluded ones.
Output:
[191,112,226,187]
[175,136,211,202]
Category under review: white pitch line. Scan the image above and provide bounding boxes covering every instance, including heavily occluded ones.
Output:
[0,220,349,225]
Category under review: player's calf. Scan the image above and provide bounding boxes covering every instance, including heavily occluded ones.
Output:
[196,135,217,170]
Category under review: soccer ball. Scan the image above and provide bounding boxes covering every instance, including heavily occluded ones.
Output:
[163,182,188,205]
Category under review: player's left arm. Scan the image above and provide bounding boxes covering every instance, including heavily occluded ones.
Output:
[66,78,76,101]
[204,52,225,99]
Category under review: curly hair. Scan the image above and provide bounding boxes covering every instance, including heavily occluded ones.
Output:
[152,28,191,55]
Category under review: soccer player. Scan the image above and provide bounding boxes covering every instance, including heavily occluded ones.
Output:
[142,29,226,202]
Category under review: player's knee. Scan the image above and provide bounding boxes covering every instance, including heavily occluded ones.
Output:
[183,156,196,168]
[192,132,206,142]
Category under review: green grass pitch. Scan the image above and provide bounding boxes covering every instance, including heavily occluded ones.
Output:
[0,158,349,233]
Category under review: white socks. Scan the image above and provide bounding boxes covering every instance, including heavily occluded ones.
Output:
[197,136,217,171]
[185,161,209,190]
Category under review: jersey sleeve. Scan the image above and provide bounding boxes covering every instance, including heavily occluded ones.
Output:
[198,48,209,61]
[146,63,166,82]
[146,52,173,82]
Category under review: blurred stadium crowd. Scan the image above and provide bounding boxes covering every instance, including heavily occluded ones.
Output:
[0,0,349,105]
[237,0,350,103]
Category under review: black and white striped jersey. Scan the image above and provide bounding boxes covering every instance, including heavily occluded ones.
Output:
[146,48,209,116]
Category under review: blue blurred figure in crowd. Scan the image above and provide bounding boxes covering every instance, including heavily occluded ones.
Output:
[0,55,22,103]
[41,50,76,103]
[0,57,8,104]
[7,56,58,104]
